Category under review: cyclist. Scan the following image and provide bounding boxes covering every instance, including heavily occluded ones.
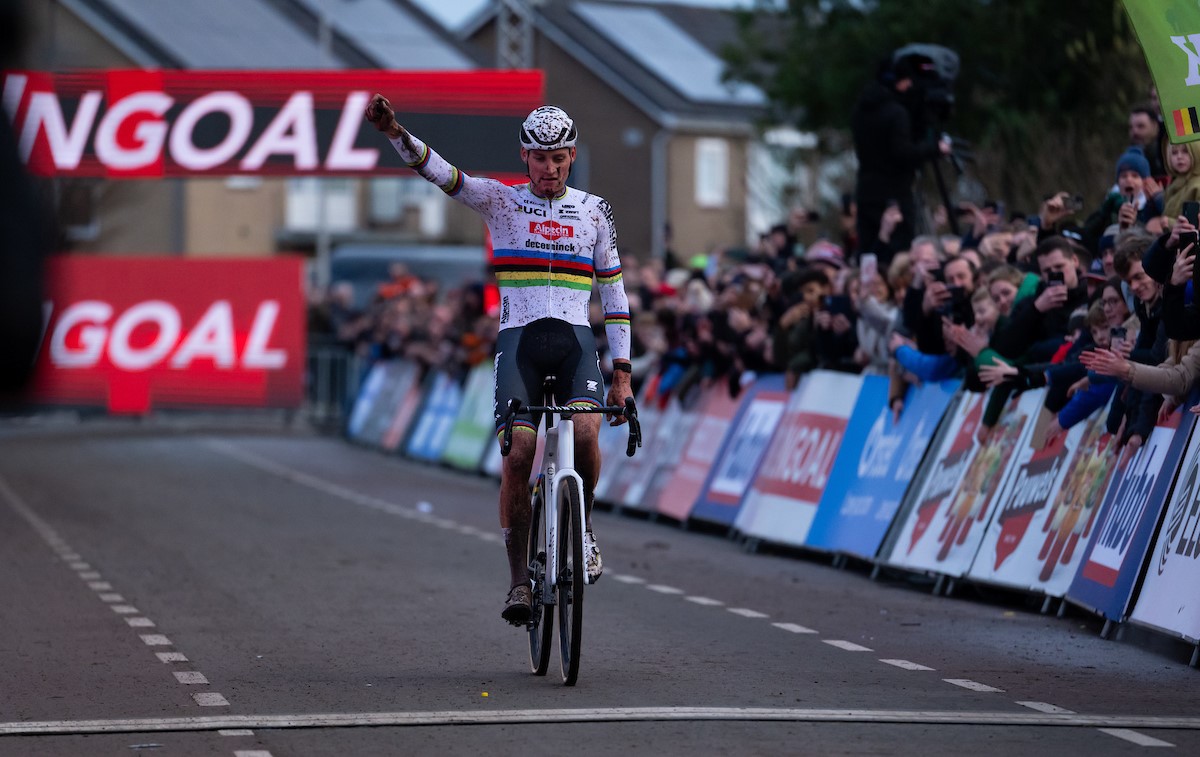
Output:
[365,95,634,626]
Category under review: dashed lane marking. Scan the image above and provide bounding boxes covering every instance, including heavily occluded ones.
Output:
[193,693,230,707]
[944,679,1005,693]
[823,640,873,652]
[126,617,156,628]
[611,575,646,585]
[728,608,769,619]
[1098,728,1175,747]
[686,596,724,606]
[219,730,255,736]
[140,634,173,646]
[6,708,1200,735]
[646,584,685,595]
[110,605,139,615]
[156,653,189,663]
[772,623,818,634]
[1017,701,1075,714]
[880,659,933,671]
[174,672,209,685]
[234,751,274,757]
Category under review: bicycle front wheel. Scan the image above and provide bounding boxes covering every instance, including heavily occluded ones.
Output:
[557,481,585,685]
[527,476,553,676]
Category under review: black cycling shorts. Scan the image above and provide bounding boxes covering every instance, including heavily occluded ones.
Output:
[493,318,605,437]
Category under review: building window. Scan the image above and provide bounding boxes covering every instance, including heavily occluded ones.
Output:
[284,178,358,232]
[694,138,729,208]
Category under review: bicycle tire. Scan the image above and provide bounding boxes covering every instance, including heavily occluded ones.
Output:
[557,481,585,685]
[527,477,553,675]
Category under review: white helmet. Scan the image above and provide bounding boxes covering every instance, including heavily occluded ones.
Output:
[519,106,577,151]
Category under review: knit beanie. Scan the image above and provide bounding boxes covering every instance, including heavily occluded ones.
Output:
[1115,146,1151,180]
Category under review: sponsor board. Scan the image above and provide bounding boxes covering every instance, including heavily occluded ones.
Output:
[734,371,863,548]
[967,400,1117,596]
[406,372,463,462]
[690,375,788,527]
[806,377,957,559]
[5,70,541,178]
[653,384,744,523]
[30,256,304,413]
[1068,414,1193,621]
[885,390,1041,577]
[1130,416,1200,643]
[441,363,499,470]
[347,360,421,449]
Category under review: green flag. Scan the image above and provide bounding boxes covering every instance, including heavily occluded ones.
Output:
[1124,0,1200,143]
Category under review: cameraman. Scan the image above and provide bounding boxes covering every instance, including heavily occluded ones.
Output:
[852,53,952,260]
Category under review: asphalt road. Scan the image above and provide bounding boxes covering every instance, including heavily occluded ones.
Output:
[1,417,1198,756]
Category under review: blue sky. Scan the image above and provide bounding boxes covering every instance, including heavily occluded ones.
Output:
[410,0,770,30]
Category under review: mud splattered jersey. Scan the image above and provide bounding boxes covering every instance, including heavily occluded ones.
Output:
[388,132,631,361]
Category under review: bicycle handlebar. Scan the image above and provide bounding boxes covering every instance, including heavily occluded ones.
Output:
[500,396,642,458]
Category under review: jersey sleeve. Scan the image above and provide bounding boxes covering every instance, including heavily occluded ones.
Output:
[593,198,632,362]
[388,131,504,216]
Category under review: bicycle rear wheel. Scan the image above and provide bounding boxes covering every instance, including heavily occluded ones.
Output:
[557,481,585,685]
[527,476,553,675]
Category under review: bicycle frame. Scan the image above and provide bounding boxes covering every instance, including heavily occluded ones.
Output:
[538,409,588,602]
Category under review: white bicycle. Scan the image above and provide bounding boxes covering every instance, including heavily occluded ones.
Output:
[500,376,641,685]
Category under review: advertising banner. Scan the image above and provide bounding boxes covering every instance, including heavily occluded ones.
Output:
[734,371,863,549]
[632,397,700,512]
[441,363,498,471]
[1130,419,1200,642]
[805,377,958,559]
[689,375,789,528]
[885,389,1041,577]
[1068,414,1193,621]
[5,69,542,178]
[406,371,462,462]
[346,360,421,449]
[654,384,744,523]
[967,402,1118,596]
[30,256,305,414]
[604,399,664,510]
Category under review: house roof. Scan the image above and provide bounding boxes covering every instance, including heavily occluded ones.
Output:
[60,0,479,70]
[461,0,765,130]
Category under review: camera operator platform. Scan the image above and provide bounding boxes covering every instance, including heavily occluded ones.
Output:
[852,45,959,263]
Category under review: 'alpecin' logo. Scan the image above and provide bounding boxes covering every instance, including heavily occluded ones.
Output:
[530,221,574,241]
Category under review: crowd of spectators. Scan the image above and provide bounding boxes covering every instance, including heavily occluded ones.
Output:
[309,95,1200,460]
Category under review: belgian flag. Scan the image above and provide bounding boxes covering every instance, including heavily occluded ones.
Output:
[1173,107,1200,137]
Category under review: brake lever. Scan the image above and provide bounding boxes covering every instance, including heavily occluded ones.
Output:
[624,396,641,457]
[501,398,521,457]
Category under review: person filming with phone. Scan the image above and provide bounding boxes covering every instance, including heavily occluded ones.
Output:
[988,236,1090,364]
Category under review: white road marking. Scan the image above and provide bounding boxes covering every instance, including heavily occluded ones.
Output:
[880,659,934,671]
[944,679,1005,693]
[612,575,646,585]
[1098,728,1175,747]
[126,617,155,628]
[728,608,769,619]
[192,693,230,707]
[7,707,1200,735]
[110,605,139,615]
[78,571,102,580]
[59,553,82,562]
[67,562,89,570]
[234,751,273,757]
[646,584,684,595]
[773,623,818,634]
[1017,701,1075,714]
[823,640,873,652]
[156,653,188,663]
[219,730,255,736]
[686,596,724,606]
[98,593,124,603]
[174,672,209,685]
[479,533,503,544]
[139,635,172,646]
[87,581,113,591]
